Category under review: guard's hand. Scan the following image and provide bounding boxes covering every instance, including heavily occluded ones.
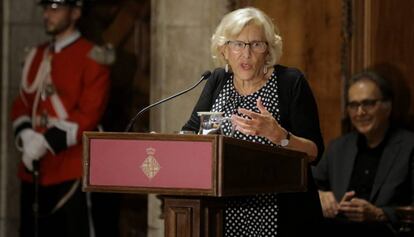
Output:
[20,129,48,162]
[318,190,339,218]
[20,129,37,151]
[22,152,38,172]
[232,98,286,142]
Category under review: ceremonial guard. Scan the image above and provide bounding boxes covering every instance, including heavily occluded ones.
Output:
[11,0,110,236]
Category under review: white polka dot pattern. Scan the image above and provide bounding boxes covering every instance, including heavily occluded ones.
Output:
[211,71,280,236]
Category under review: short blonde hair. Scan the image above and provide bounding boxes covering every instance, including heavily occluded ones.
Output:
[211,7,283,67]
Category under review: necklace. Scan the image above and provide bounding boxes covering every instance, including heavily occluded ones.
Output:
[234,72,270,96]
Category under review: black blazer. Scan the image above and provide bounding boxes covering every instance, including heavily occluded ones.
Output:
[313,128,414,224]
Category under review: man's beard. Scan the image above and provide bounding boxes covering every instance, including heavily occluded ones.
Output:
[44,20,72,36]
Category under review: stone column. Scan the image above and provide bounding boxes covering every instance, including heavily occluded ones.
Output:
[148,1,227,236]
[0,1,46,237]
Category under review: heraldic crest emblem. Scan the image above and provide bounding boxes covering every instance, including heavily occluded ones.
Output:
[140,147,161,179]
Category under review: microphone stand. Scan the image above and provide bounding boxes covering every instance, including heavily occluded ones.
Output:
[125,71,211,132]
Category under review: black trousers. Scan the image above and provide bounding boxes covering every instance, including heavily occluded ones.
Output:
[20,180,90,237]
[319,218,398,237]
[90,192,120,237]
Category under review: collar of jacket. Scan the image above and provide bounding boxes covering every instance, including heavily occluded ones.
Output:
[52,30,81,53]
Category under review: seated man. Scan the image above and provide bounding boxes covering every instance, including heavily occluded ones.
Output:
[312,70,414,236]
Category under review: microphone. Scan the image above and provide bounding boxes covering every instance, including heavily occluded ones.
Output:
[125,70,212,132]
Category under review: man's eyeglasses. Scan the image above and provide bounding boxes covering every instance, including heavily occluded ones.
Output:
[226,40,268,53]
[346,99,383,112]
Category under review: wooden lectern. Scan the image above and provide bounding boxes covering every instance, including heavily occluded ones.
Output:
[83,132,308,237]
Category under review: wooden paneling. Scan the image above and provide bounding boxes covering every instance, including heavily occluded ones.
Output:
[246,0,344,145]
[350,0,414,129]
[233,0,414,141]
[80,0,151,133]
[164,197,224,237]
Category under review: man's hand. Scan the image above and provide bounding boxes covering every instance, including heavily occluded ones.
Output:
[20,129,48,171]
[20,129,36,150]
[338,191,387,222]
[318,190,339,218]
[22,152,38,172]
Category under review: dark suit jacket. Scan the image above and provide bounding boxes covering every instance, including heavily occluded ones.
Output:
[312,127,414,224]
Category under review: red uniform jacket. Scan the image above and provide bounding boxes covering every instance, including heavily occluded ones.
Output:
[11,33,110,185]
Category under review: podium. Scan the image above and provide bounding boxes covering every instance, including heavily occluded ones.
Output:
[83,132,308,237]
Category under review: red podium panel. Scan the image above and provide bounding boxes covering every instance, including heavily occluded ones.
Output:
[89,138,213,188]
[84,132,219,196]
[83,132,307,196]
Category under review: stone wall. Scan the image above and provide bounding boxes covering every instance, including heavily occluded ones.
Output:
[0,0,46,237]
[148,0,227,236]
[1,1,46,236]
[150,0,227,133]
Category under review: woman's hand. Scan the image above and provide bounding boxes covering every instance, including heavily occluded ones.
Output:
[231,97,318,159]
[231,97,287,142]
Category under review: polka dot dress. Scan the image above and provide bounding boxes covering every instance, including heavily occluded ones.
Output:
[211,71,280,236]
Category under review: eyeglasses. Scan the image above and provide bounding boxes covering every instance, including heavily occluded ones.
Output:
[346,99,383,112]
[226,40,268,53]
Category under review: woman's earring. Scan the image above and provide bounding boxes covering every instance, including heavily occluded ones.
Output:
[263,66,268,74]
[225,63,229,73]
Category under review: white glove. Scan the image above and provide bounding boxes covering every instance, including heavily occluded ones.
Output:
[20,129,48,171]
[20,129,36,151]
[22,152,37,172]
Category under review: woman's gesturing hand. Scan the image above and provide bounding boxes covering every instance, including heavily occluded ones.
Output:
[231,97,287,143]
